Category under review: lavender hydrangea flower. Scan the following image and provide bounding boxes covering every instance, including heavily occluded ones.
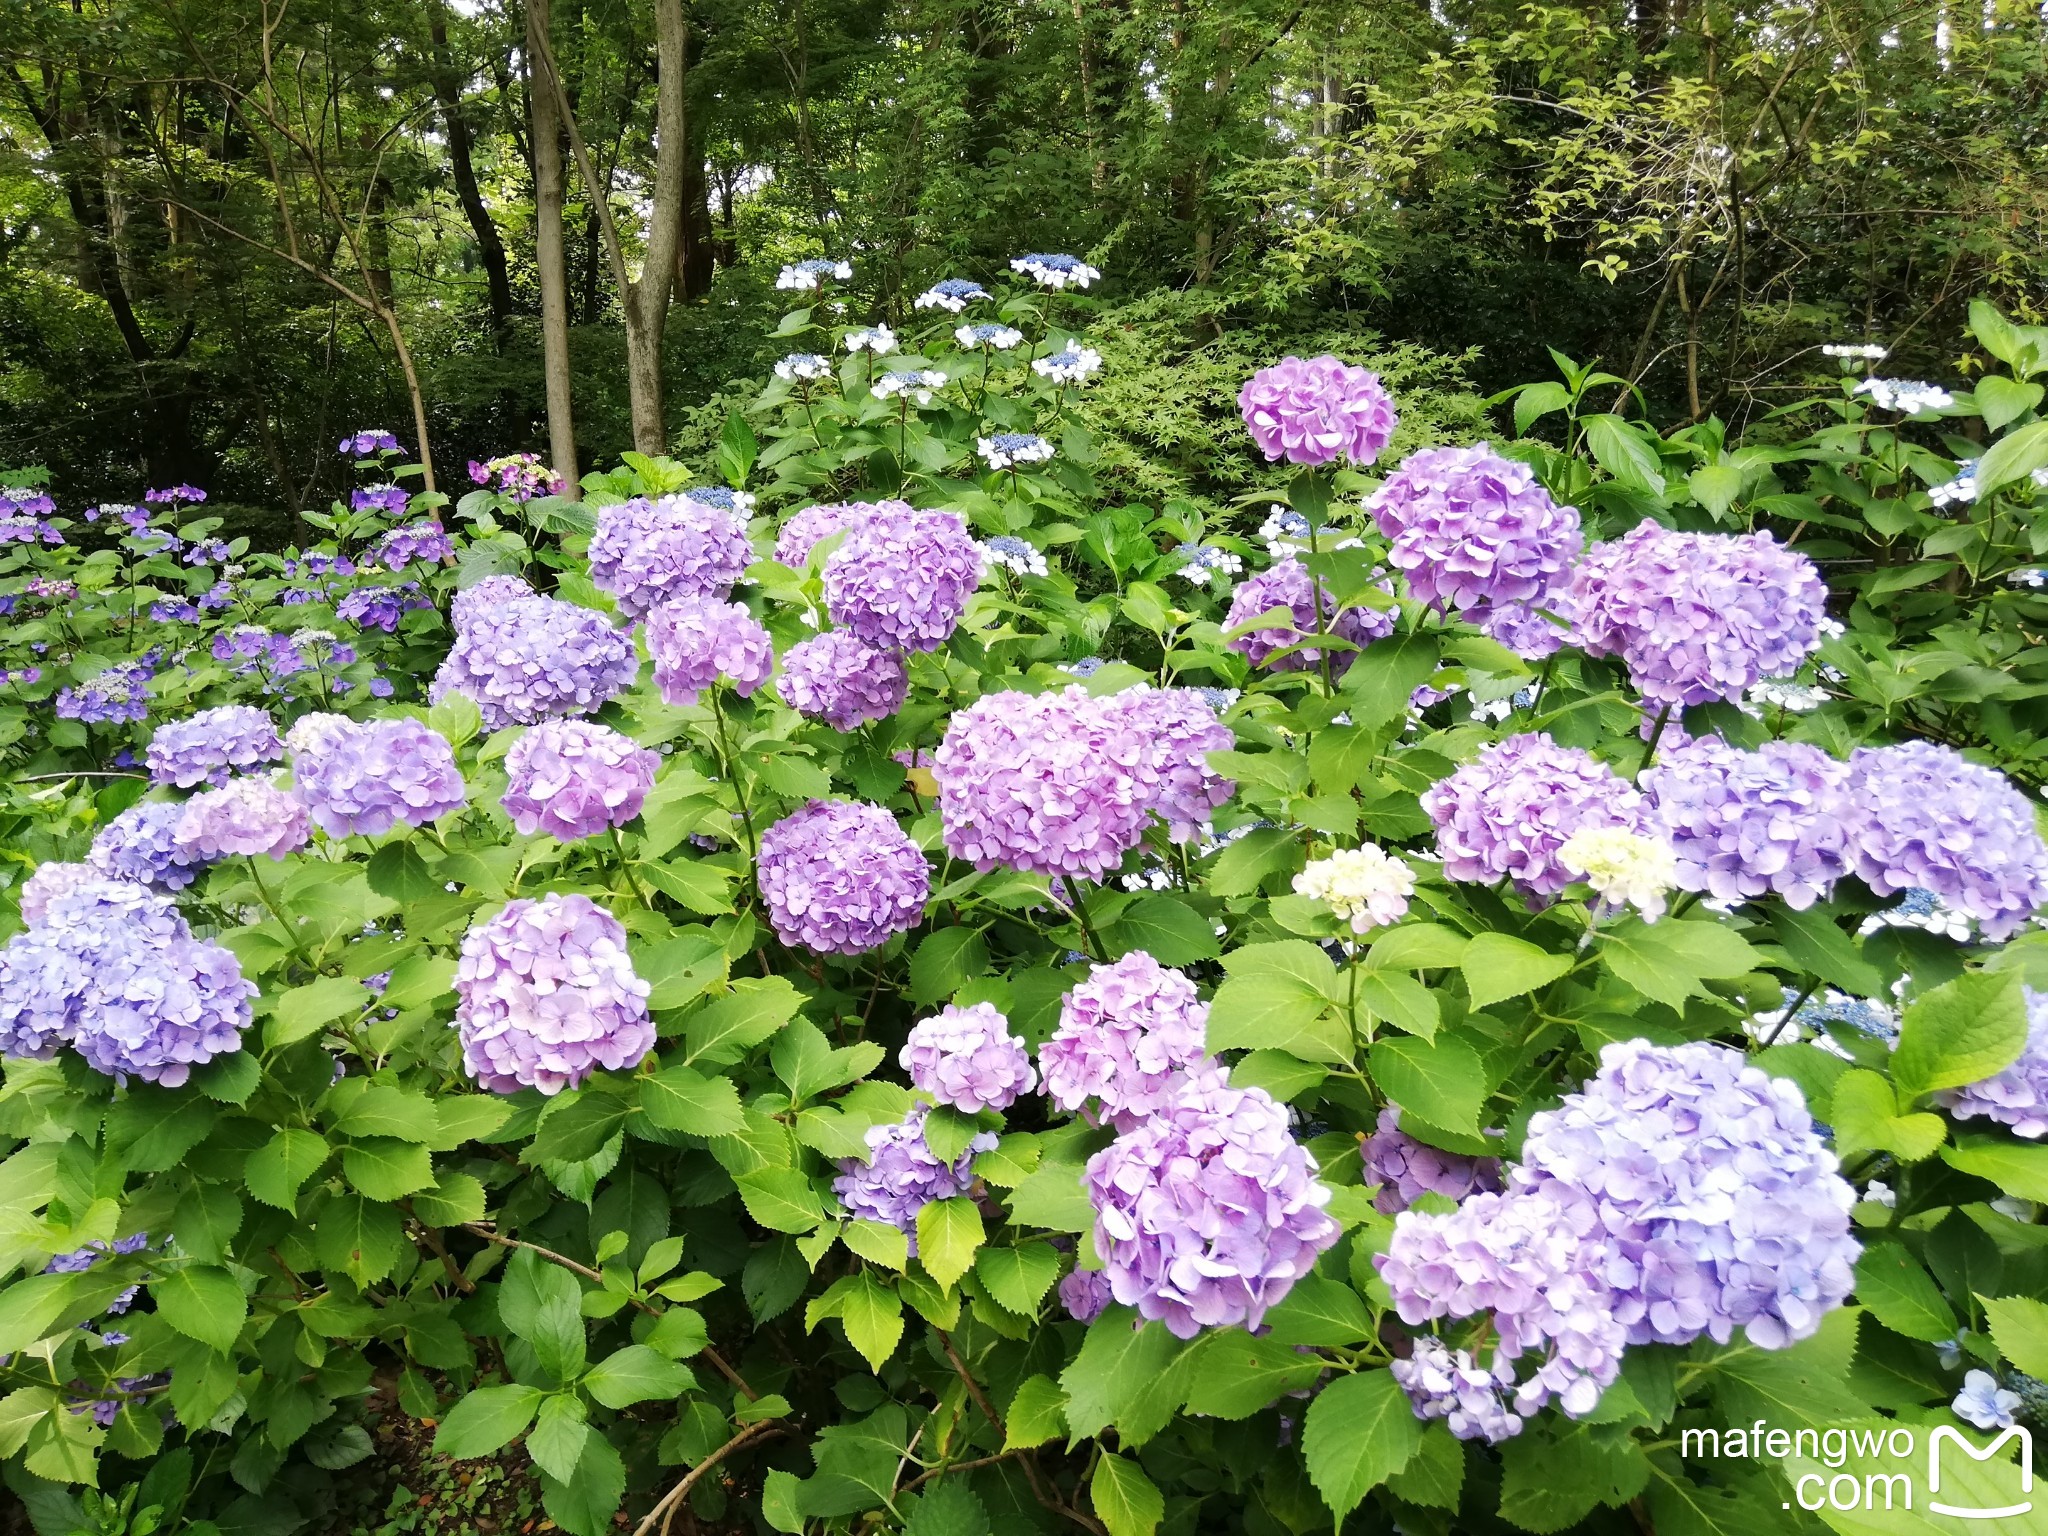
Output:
[431,596,637,732]
[173,775,312,861]
[1421,732,1646,899]
[823,507,983,653]
[469,454,565,501]
[900,1001,1037,1112]
[1643,737,1857,910]
[68,927,257,1086]
[1477,592,1577,661]
[833,1103,996,1249]
[1392,1338,1525,1444]
[290,717,466,837]
[340,429,402,457]
[1059,1269,1114,1323]
[1570,523,1828,707]
[450,573,537,631]
[588,495,754,619]
[645,595,774,707]
[1362,1105,1502,1214]
[454,893,653,1095]
[1101,686,1236,841]
[375,522,454,570]
[1086,1066,1339,1337]
[1039,951,1209,1127]
[1223,557,1394,676]
[756,800,931,955]
[351,485,410,517]
[1368,444,1582,618]
[1844,741,2048,940]
[54,663,151,725]
[90,801,208,892]
[337,584,430,633]
[19,862,107,926]
[145,706,284,789]
[1938,986,2048,1138]
[501,719,658,842]
[1010,253,1100,290]
[1238,355,1397,467]
[773,500,909,568]
[778,632,909,731]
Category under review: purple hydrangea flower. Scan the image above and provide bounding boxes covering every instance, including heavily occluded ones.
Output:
[450,574,537,631]
[501,719,658,842]
[374,522,454,570]
[469,454,565,502]
[90,801,208,891]
[19,862,108,926]
[778,632,909,731]
[337,584,430,633]
[1101,686,1235,841]
[290,716,467,837]
[1362,1105,1502,1215]
[755,799,931,955]
[1570,523,1828,707]
[351,485,411,517]
[1223,558,1395,676]
[1086,1066,1340,1337]
[431,596,637,732]
[588,495,754,619]
[340,429,403,457]
[1368,444,1582,618]
[145,705,284,789]
[173,775,312,861]
[772,500,910,568]
[68,927,256,1086]
[1390,1338,1526,1445]
[644,595,774,707]
[1039,951,1209,1127]
[454,893,653,1095]
[1059,1269,1114,1323]
[1643,737,1857,910]
[900,1001,1037,1112]
[1844,741,2048,940]
[1421,732,1646,899]
[1237,355,1397,467]
[55,663,152,725]
[1477,592,1577,661]
[823,507,983,654]
[833,1103,996,1250]
[1938,986,2048,1138]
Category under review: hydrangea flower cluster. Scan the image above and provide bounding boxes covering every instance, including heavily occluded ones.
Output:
[432,595,637,732]
[1362,1106,1501,1215]
[900,1001,1037,1112]
[1059,1268,1113,1324]
[1421,732,1646,899]
[844,324,896,355]
[1086,1066,1339,1337]
[1937,986,2048,1137]
[18,862,106,926]
[90,801,208,891]
[142,704,282,786]
[1844,741,2048,940]
[935,686,1233,878]
[1853,378,1954,413]
[1368,444,1582,618]
[977,433,1055,470]
[1391,1338,1525,1444]
[956,324,1025,351]
[340,429,402,456]
[1292,844,1416,933]
[588,495,753,619]
[374,522,454,569]
[1039,952,1210,1127]
[501,719,658,843]
[1238,355,1397,466]
[823,506,982,653]
[454,894,653,1095]
[352,485,410,516]
[915,278,990,312]
[1033,345,1103,384]
[756,799,931,955]
[1570,523,1828,706]
[773,500,901,567]
[1558,825,1679,921]
[1010,253,1100,289]
[874,369,947,405]
[1169,542,1242,587]
[56,662,152,725]
[174,775,312,861]
[778,632,909,731]
[1642,737,1857,910]
[776,258,852,290]
[645,595,774,707]
[290,716,466,837]
[450,573,536,630]
[337,583,431,632]
[833,1104,997,1248]
[980,536,1049,578]
[1477,592,1577,661]
[774,353,833,382]
[469,453,565,501]
[1223,557,1394,676]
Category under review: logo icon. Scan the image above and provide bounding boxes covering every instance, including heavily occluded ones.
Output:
[1928,1424,2035,1520]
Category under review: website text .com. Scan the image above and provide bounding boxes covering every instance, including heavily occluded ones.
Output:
[1681,1421,2036,1519]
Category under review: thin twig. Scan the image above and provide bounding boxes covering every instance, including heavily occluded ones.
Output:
[632,1419,783,1536]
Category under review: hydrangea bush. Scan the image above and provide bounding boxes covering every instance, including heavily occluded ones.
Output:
[0,284,2045,1536]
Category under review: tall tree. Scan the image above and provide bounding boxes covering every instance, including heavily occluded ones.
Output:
[529,0,582,482]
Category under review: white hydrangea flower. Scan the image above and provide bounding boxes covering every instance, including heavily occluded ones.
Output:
[1033,345,1104,384]
[1822,343,1888,360]
[774,352,833,382]
[1559,826,1679,922]
[776,258,851,290]
[956,323,1025,351]
[844,324,897,355]
[1293,844,1416,934]
[1853,378,1954,414]
[873,368,948,405]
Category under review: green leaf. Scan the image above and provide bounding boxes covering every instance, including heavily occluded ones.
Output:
[1687,463,1745,519]
[915,1199,984,1290]
[905,1478,990,1536]
[315,1195,405,1284]
[1107,896,1219,966]
[332,1083,440,1142]
[1301,1370,1422,1520]
[433,1384,543,1460]
[842,1220,910,1271]
[1942,1136,2048,1201]
[1004,1160,1092,1232]
[1262,1274,1374,1347]
[1974,417,2048,498]
[1854,1242,1954,1342]
[640,859,736,916]
[908,928,989,1004]
[1182,1331,1325,1419]
[366,841,439,904]
[1338,633,1441,730]
[1498,1423,1650,1533]
[1370,1033,1487,1133]
[584,1344,692,1408]
[1982,1295,2048,1378]
[1205,826,1304,897]
[1974,375,2043,433]
[380,953,456,1011]
[1004,1376,1067,1450]
[1580,413,1664,491]
[1598,918,1758,1008]
[736,1168,826,1233]
[170,1183,243,1264]
[526,1393,591,1482]
[640,930,731,1011]
[1828,1071,1946,1163]
[152,1266,248,1353]
[686,977,804,1066]
[771,1019,842,1103]
[1368,923,1469,970]
[974,1244,1060,1317]
[1088,1455,1163,1536]
[1060,1313,1191,1447]
[1891,971,2028,1100]
[411,1172,488,1227]
[341,1139,437,1201]
[267,975,367,1048]
[244,1129,329,1211]
[642,1064,746,1137]
[1772,905,1885,999]
[1459,932,1570,1010]
[532,1089,634,1166]
[838,1270,904,1372]
[1706,1309,1868,1428]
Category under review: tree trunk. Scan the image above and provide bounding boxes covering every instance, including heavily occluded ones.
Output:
[427,0,515,349]
[679,142,715,301]
[528,0,580,484]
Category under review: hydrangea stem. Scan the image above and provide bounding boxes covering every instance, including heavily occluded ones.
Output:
[708,686,758,861]
[1068,877,1108,962]
[244,855,316,971]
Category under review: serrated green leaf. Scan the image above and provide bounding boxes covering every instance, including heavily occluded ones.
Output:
[686,977,804,1066]
[1089,1455,1163,1536]
[1854,1243,1953,1342]
[1369,1033,1486,1133]
[974,1244,1060,1317]
[342,1139,437,1200]
[1301,1370,1421,1520]
[267,975,367,1048]
[1460,932,1570,1010]
[737,1168,826,1233]
[434,1384,542,1460]
[1182,1331,1324,1418]
[584,1344,692,1408]
[642,1062,746,1137]
[916,1198,984,1290]
[1982,1295,2048,1378]
[245,1128,329,1212]
[1892,971,2028,1100]
[152,1266,247,1353]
